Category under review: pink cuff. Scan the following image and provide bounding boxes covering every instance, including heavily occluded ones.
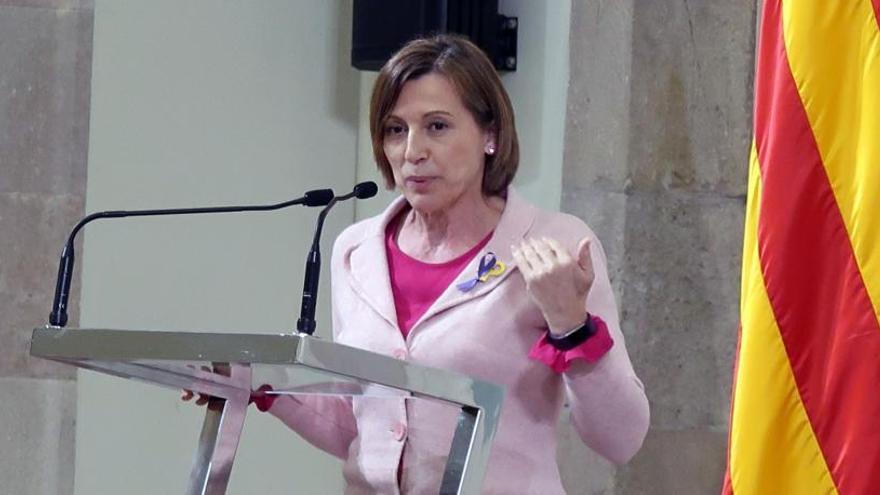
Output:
[528,316,614,373]
[249,384,277,412]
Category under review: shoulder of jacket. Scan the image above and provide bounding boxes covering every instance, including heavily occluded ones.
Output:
[529,207,596,241]
[332,213,382,254]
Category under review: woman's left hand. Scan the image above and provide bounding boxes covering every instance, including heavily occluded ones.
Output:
[511,237,594,336]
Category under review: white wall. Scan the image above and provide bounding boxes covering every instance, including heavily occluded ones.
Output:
[500,0,571,211]
[78,1,357,493]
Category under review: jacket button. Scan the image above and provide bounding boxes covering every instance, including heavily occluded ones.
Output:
[391,422,407,441]
[392,348,407,360]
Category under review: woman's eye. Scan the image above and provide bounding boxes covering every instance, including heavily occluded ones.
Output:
[428,121,448,132]
[384,124,405,136]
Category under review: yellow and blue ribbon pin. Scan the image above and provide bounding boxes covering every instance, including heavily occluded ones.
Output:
[456,252,506,292]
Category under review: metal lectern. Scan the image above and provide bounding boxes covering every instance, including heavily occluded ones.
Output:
[30,327,504,494]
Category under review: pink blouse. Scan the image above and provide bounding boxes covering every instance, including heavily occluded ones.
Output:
[385,220,492,337]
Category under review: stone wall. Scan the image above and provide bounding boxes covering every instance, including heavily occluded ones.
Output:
[558,1,756,493]
[0,1,93,493]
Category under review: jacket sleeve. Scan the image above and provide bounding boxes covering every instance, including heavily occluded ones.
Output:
[266,233,359,459]
[267,394,357,459]
[563,232,650,465]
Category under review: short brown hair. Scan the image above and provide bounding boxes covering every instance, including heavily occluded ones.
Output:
[369,34,519,197]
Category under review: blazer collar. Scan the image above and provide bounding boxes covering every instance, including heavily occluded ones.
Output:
[342,187,537,337]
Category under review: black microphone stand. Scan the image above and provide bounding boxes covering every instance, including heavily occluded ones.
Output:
[296,181,378,335]
[48,189,335,327]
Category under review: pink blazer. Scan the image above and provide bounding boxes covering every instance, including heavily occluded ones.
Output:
[269,188,649,494]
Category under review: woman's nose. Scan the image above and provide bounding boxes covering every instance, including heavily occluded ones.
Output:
[404,130,428,164]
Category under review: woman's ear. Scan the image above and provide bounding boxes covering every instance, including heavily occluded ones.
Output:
[484,129,498,155]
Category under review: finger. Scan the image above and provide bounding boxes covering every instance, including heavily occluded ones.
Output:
[576,238,593,272]
[527,237,556,265]
[543,237,572,263]
[195,394,211,406]
[518,239,546,271]
[511,244,533,276]
[181,389,194,401]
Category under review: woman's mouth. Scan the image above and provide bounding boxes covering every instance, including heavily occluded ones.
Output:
[405,176,435,188]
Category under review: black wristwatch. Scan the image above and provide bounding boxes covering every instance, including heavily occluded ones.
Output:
[546,315,597,351]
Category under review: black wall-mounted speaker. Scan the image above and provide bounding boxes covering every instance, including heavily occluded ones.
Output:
[351,0,518,72]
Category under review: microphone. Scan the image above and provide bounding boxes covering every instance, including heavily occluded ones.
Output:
[349,181,379,200]
[296,181,378,335]
[47,188,335,328]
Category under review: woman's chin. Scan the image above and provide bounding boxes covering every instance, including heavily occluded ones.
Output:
[403,191,446,214]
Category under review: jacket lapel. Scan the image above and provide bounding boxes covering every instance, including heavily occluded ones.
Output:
[343,196,409,331]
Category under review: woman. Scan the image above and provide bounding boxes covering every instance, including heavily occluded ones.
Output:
[199,34,649,494]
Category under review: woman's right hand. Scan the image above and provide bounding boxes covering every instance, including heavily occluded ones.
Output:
[181,388,224,411]
[180,364,225,410]
[180,384,276,412]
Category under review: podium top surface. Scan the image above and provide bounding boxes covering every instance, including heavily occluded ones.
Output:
[31,327,504,414]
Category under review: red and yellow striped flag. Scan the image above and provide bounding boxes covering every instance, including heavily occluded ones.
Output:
[724,0,880,493]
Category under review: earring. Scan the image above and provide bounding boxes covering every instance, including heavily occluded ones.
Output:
[486,144,496,155]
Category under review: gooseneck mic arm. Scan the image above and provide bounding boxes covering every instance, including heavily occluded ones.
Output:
[296,181,378,335]
[47,188,335,327]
